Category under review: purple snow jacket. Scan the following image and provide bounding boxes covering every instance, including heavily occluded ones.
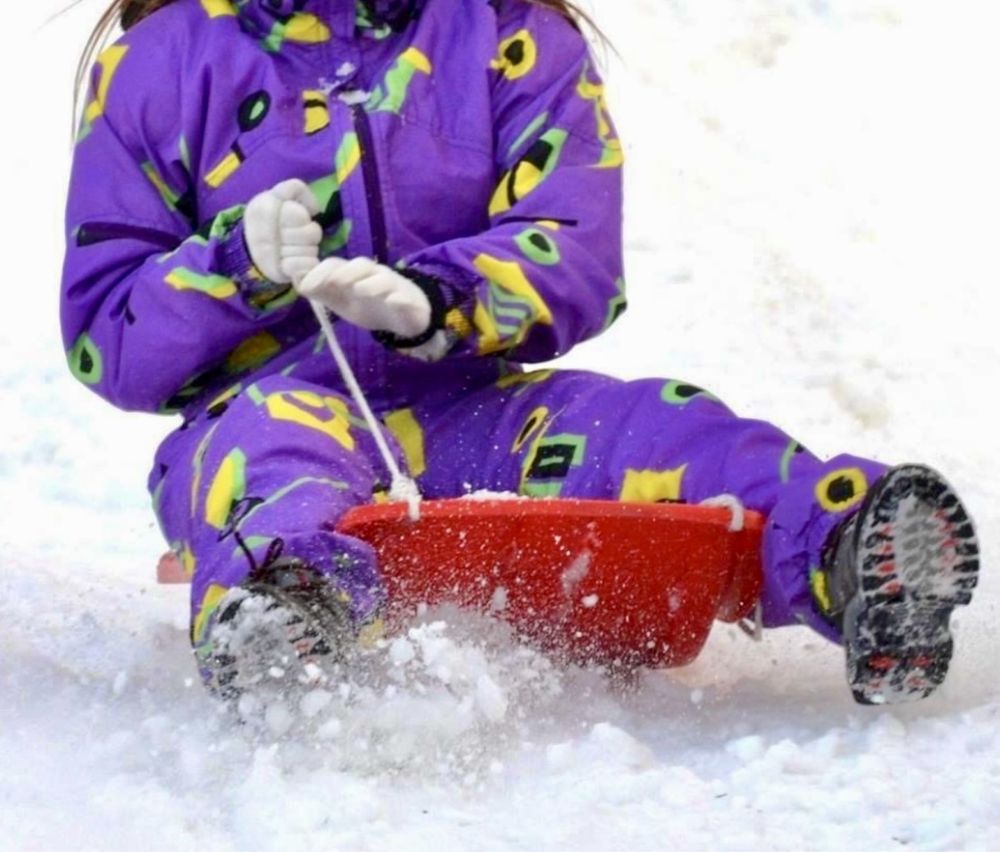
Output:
[61,0,625,417]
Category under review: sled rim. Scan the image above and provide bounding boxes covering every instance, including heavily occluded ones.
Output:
[159,499,765,585]
[338,497,765,530]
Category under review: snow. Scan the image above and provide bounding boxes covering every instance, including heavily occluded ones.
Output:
[461,490,524,501]
[338,89,372,107]
[4,0,1000,849]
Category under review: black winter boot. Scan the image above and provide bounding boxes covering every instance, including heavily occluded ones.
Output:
[812,465,980,705]
[199,560,357,708]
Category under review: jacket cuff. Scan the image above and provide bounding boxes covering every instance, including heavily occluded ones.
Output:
[217,219,296,314]
[217,217,254,278]
[372,269,451,350]
[392,258,482,342]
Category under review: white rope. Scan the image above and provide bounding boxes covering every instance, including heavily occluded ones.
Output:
[699,494,746,532]
[309,300,422,520]
[700,494,762,641]
[737,602,765,643]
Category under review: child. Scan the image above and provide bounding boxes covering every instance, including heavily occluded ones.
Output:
[62,0,980,708]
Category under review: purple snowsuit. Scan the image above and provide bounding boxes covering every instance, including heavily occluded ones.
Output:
[61,0,886,658]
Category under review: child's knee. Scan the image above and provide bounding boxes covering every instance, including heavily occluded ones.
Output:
[195,378,362,466]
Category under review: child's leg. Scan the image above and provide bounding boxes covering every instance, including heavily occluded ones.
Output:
[400,369,887,640]
[149,376,388,663]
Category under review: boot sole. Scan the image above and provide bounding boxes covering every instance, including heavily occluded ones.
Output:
[203,580,353,704]
[844,465,980,705]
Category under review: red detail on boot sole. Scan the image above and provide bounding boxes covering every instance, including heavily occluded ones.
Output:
[159,499,765,669]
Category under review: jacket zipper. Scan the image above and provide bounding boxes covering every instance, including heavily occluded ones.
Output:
[351,104,390,264]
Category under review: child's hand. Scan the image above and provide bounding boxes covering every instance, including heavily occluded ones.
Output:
[295,257,432,340]
[244,179,322,284]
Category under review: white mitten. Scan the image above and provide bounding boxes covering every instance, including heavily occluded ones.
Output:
[295,257,433,340]
[244,178,322,284]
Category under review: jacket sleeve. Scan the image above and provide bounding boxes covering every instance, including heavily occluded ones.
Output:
[398,5,626,362]
[61,41,295,414]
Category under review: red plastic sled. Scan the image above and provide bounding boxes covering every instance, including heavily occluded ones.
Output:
[158,499,764,668]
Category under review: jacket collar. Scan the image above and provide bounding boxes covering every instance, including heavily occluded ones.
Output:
[234,0,424,41]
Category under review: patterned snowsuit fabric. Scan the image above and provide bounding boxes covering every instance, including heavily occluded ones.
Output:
[62,0,888,655]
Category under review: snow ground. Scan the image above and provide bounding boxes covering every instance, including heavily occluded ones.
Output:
[3,1,999,849]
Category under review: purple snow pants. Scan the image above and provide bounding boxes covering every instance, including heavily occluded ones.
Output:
[149,368,887,654]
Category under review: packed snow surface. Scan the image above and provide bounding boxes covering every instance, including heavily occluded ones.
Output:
[3,1,999,849]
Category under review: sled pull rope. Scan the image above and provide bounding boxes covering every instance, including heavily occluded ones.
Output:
[309,299,422,519]
[737,602,765,642]
[701,494,763,641]
[699,494,746,532]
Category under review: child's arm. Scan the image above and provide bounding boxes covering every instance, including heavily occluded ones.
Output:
[398,4,625,362]
[61,43,299,414]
